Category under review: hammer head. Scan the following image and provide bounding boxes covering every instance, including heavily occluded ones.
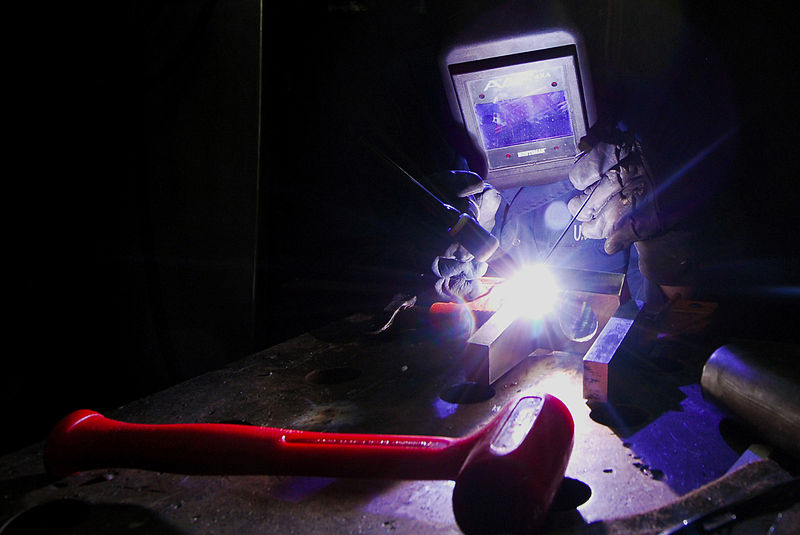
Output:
[452,394,574,535]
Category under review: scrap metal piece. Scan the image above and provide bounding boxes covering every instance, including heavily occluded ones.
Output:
[582,299,642,403]
[369,293,417,335]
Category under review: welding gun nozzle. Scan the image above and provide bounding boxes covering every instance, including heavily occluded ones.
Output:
[448,213,499,263]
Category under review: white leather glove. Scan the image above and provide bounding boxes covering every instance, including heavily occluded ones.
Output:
[568,128,662,255]
[429,171,502,302]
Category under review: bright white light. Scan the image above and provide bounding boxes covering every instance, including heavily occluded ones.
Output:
[499,264,560,318]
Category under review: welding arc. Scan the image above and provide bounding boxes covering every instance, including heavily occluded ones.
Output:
[45,394,574,535]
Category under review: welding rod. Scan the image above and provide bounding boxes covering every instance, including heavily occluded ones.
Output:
[368,145,500,263]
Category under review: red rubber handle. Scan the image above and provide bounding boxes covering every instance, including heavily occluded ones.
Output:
[44,410,479,479]
[44,392,574,505]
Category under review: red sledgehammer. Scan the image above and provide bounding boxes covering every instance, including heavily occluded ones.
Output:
[45,393,574,534]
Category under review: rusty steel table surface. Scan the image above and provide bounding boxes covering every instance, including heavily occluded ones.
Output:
[0,308,791,534]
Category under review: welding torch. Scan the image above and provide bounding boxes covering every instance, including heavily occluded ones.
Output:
[369,145,602,281]
[369,146,519,276]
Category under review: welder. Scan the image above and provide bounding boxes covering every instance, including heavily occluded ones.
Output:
[430,1,738,307]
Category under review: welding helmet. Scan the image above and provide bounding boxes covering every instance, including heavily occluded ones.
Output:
[440,4,596,190]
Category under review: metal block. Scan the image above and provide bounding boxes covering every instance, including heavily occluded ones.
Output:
[463,305,538,384]
[461,267,633,385]
[582,299,643,403]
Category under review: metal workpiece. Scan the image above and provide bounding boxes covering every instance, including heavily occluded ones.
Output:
[463,304,539,384]
[463,268,631,386]
[547,268,628,299]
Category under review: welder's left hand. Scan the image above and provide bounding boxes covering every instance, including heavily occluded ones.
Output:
[567,127,662,255]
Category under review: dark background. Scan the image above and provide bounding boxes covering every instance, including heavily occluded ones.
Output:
[4,1,798,454]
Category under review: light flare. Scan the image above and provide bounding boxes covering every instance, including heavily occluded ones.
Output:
[498,264,560,319]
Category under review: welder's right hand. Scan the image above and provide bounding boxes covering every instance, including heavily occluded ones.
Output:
[428,171,502,302]
[432,243,489,302]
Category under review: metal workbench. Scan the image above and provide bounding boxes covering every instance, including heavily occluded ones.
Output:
[1,307,796,534]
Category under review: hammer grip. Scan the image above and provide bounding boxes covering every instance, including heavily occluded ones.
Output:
[44,410,473,479]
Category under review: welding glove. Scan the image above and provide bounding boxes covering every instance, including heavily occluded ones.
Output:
[568,127,662,255]
[430,171,502,302]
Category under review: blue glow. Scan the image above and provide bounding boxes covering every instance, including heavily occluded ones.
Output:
[753,285,800,298]
[543,200,572,230]
[648,128,737,209]
[623,384,739,494]
[433,397,459,419]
